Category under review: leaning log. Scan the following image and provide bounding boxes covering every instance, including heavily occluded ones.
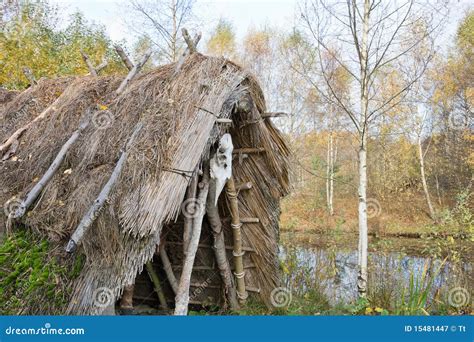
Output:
[174,165,209,316]
[159,244,179,294]
[116,50,152,95]
[114,45,134,71]
[207,177,239,310]
[182,172,198,255]
[80,50,98,77]
[17,120,90,218]
[65,122,143,253]
[0,101,58,158]
[146,262,169,310]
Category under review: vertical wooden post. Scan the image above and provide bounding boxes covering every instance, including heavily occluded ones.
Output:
[225,176,248,304]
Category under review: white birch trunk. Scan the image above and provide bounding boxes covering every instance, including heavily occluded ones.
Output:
[417,137,436,220]
[357,0,370,298]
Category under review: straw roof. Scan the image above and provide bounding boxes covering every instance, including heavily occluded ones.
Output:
[0,53,290,314]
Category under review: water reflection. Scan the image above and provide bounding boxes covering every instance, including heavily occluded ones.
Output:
[280,245,473,305]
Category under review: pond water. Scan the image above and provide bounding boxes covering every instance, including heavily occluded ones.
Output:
[279,244,473,306]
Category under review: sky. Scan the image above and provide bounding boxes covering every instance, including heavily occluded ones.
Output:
[49,0,472,49]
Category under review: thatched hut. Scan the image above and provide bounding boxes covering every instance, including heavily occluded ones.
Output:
[0,52,290,315]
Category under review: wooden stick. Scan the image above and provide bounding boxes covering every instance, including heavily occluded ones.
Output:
[95,59,108,73]
[183,172,198,255]
[80,50,98,77]
[175,31,202,74]
[225,176,248,304]
[261,112,287,118]
[22,67,37,85]
[158,244,179,294]
[241,217,260,223]
[166,241,256,253]
[0,101,58,157]
[174,165,209,316]
[114,45,134,71]
[236,182,252,192]
[65,122,143,253]
[116,50,152,95]
[146,262,168,310]
[182,28,197,53]
[232,147,265,154]
[17,120,89,218]
[207,178,239,310]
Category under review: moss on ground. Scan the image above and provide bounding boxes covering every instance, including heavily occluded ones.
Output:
[0,229,84,315]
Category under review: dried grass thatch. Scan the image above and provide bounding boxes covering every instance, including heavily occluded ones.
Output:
[0,53,290,314]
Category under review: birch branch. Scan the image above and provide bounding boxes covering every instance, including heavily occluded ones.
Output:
[80,50,98,77]
[65,122,143,253]
[175,30,202,74]
[116,50,152,95]
[16,120,90,218]
[22,67,37,85]
[114,45,134,71]
[159,244,179,294]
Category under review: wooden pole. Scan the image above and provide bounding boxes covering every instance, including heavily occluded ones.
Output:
[225,176,248,304]
[80,50,98,77]
[116,50,152,95]
[182,172,198,255]
[17,120,89,218]
[174,165,209,316]
[65,122,143,253]
[159,244,179,294]
[146,262,169,310]
[114,45,134,71]
[206,178,239,310]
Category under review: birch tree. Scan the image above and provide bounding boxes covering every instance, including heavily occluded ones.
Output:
[297,0,446,296]
[126,0,196,63]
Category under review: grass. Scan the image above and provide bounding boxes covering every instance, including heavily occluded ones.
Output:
[0,229,84,315]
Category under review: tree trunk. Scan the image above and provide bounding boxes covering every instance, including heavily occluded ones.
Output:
[326,134,331,214]
[207,178,239,310]
[357,0,370,298]
[417,137,436,220]
[174,166,209,316]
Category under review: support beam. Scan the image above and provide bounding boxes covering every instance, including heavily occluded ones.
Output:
[158,244,179,294]
[233,147,265,154]
[16,120,89,218]
[261,112,287,118]
[166,241,256,253]
[182,172,198,256]
[174,165,210,316]
[240,217,260,223]
[226,176,248,304]
[65,122,143,253]
[114,45,134,71]
[146,262,168,310]
[116,50,152,95]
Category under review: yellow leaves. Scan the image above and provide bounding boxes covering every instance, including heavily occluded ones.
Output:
[374,307,384,313]
[365,307,373,314]
[98,104,108,111]
[447,236,455,244]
